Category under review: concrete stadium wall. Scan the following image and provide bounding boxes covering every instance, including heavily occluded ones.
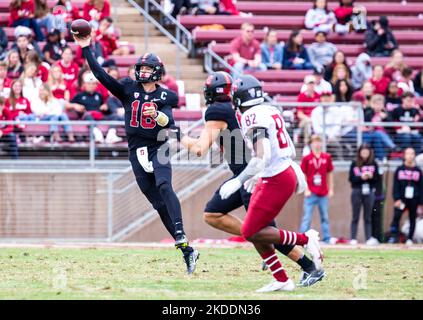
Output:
[126,170,397,243]
[0,169,397,242]
[0,172,109,239]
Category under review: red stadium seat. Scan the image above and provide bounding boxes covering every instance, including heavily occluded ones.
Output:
[210,42,423,58]
[235,2,423,16]
[180,15,423,31]
[193,29,423,45]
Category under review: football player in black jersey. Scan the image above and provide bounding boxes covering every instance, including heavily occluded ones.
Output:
[73,35,199,275]
[179,72,323,286]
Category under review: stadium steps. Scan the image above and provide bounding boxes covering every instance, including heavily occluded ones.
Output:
[115,1,208,96]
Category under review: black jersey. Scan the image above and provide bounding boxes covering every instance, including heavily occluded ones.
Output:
[82,47,178,151]
[204,101,247,175]
[393,165,423,203]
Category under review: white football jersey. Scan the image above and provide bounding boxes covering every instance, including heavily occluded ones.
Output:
[240,104,295,178]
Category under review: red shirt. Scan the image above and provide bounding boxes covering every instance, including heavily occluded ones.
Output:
[83,1,111,21]
[9,0,35,27]
[5,97,32,119]
[0,107,14,135]
[96,82,110,101]
[297,91,320,117]
[371,77,390,95]
[52,3,80,22]
[97,32,118,56]
[230,36,261,61]
[37,64,50,83]
[56,60,79,90]
[51,83,68,100]
[301,152,334,196]
[334,6,353,25]
[220,0,239,15]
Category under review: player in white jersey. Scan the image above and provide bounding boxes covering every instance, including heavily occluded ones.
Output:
[219,75,324,292]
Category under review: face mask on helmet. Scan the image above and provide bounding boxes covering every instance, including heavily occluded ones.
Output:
[134,54,164,83]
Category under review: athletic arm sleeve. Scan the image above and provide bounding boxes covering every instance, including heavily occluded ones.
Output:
[82,46,125,100]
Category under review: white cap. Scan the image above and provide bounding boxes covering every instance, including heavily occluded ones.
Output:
[14,26,32,38]
[83,72,97,83]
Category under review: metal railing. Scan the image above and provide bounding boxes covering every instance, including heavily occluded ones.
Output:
[0,118,208,167]
[127,0,194,79]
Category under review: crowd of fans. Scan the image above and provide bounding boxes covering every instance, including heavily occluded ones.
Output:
[210,0,422,161]
[0,0,184,159]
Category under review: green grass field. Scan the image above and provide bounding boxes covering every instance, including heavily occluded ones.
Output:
[0,246,422,300]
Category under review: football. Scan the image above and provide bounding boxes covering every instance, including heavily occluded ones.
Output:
[70,19,92,38]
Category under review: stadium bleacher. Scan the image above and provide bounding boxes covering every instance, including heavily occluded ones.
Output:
[177,0,423,99]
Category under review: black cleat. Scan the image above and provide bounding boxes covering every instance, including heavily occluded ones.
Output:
[298,269,326,287]
[183,249,200,275]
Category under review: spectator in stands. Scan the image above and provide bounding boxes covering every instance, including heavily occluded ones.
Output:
[363,94,398,159]
[0,97,19,159]
[75,28,114,67]
[0,62,12,99]
[299,134,334,243]
[219,0,240,15]
[6,51,24,80]
[13,26,44,59]
[127,66,135,80]
[384,49,407,82]
[34,0,55,34]
[385,80,403,112]
[352,80,373,106]
[391,91,422,154]
[68,72,122,143]
[413,69,423,97]
[97,17,130,56]
[191,0,222,15]
[301,68,332,95]
[348,144,379,245]
[310,92,340,143]
[170,0,193,18]
[0,27,8,61]
[43,29,66,65]
[230,23,266,76]
[282,29,313,70]
[308,31,337,73]
[305,0,336,34]
[25,50,49,83]
[9,0,45,41]
[398,67,415,94]
[387,147,423,245]
[333,79,352,103]
[330,64,350,87]
[21,63,43,102]
[52,0,81,39]
[48,65,70,101]
[31,83,74,142]
[260,29,283,70]
[370,65,390,95]
[297,75,320,147]
[83,0,111,29]
[56,46,79,96]
[6,79,33,122]
[351,53,372,91]
[324,50,350,82]
[334,0,367,34]
[365,16,397,57]
[160,69,179,95]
